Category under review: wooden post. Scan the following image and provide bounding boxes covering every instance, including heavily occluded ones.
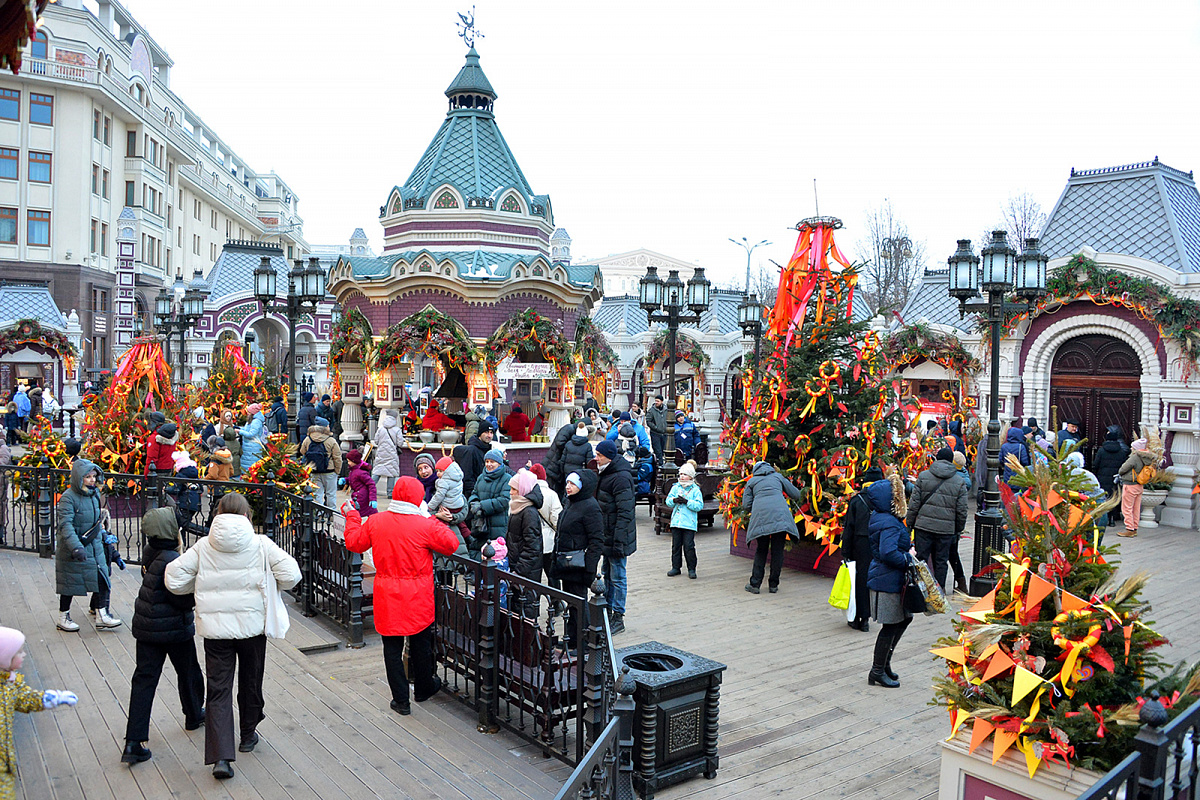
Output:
[37,457,53,558]
[347,550,364,648]
[477,543,498,733]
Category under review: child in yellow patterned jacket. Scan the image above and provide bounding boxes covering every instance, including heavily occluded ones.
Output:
[1,627,78,800]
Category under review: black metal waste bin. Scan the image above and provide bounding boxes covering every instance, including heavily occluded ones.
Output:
[616,641,727,799]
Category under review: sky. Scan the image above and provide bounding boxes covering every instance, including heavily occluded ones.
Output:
[121,0,1200,288]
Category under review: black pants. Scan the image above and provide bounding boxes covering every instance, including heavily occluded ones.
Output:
[650,431,665,465]
[851,557,870,625]
[750,532,786,589]
[670,526,697,571]
[542,553,560,591]
[382,625,437,706]
[60,585,108,613]
[872,617,913,668]
[914,530,955,592]
[560,577,591,650]
[125,639,205,742]
[203,635,266,764]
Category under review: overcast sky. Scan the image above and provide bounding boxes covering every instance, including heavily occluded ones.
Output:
[122,0,1200,287]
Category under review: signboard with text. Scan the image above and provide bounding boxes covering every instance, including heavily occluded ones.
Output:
[496,358,556,380]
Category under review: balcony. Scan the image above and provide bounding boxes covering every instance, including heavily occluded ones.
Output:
[178,164,259,223]
[123,156,166,185]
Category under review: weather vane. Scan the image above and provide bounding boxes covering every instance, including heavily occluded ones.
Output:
[456,6,484,49]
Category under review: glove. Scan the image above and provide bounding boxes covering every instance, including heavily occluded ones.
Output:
[70,547,86,562]
[369,501,378,509]
[42,690,78,709]
[338,477,347,488]
[114,554,126,571]
[104,532,117,545]
[673,496,688,505]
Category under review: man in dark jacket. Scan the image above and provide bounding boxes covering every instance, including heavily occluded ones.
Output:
[123,507,205,763]
[594,439,636,634]
[841,466,883,632]
[543,414,583,495]
[295,392,316,443]
[646,395,668,465]
[1092,425,1129,525]
[317,394,335,427]
[906,448,968,593]
[674,410,698,463]
[1057,419,1083,454]
[455,423,494,498]
[555,469,605,648]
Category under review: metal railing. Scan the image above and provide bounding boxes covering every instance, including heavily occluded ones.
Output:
[554,669,636,800]
[1078,693,1199,800]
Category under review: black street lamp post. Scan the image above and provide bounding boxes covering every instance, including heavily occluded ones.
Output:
[254,256,325,438]
[639,266,711,461]
[947,231,1047,595]
[153,275,204,385]
[737,293,764,383]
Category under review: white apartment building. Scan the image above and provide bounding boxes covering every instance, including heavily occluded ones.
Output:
[0,0,307,377]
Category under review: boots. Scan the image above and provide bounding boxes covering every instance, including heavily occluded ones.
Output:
[868,662,899,688]
[121,741,151,764]
[868,628,900,688]
[56,611,80,632]
[610,613,625,635]
[95,608,123,629]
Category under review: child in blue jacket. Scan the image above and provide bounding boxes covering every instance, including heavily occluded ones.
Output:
[665,460,704,579]
[635,446,655,495]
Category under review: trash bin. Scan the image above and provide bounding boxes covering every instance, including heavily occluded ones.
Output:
[616,641,727,799]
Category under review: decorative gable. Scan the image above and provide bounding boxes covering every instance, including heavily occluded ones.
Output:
[434,190,459,209]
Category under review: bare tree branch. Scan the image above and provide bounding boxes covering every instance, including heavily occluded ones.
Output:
[854,200,926,315]
[980,192,1048,253]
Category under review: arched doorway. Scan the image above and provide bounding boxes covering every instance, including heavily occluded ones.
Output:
[1048,334,1141,463]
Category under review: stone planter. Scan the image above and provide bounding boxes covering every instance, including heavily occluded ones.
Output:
[938,730,1102,800]
[1140,488,1169,529]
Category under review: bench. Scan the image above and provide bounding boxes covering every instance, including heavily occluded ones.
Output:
[653,468,727,534]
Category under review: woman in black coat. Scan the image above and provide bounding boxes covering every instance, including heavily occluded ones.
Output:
[506,469,545,618]
[554,469,605,649]
[122,507,205,764]
[558,421,594,482]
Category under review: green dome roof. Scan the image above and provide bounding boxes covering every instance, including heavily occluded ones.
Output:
[445,47,496,100]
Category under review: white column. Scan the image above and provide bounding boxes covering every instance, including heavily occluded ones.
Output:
[1161,401,1199,529]
[338,362,366,448]
[545,379,574,441]
[62,310,83,407]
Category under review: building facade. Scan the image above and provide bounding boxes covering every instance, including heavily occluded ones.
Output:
[0,0,308,383]
[897,159,1200,527]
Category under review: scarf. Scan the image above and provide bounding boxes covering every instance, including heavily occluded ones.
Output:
[387,500,428,516]
[509,495,533,515]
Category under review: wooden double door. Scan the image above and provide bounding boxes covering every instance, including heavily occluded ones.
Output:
[1048,334,1142,464]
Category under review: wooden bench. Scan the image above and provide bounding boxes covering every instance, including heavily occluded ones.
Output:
[653,468,728,534]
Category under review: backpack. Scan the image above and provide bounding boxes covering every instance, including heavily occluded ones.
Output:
[1136,464,1156,485]
[305,438,330,473]
[266,409,280,434]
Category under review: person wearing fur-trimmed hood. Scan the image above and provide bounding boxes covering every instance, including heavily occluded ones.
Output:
[865,471,915,689]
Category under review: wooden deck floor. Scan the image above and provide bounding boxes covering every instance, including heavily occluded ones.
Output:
[4,511,1198,799]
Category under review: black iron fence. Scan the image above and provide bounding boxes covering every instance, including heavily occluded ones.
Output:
[1078,693,1199,800]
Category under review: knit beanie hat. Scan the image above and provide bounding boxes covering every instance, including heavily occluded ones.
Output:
[679,461,697,479]
[595,440,618,460]
[247,403,262,417]
[935,447,954,462]
[566,472,583,490]
[0,626,25,671]
[509,468,537,497]
[620,411,631,421]
[315,416,330,428]
[171,449,195,470]
[347,449,362,465]
[65,438,82,457]
[414,452,437,473]
[436,456,455,471]
[489,537,508,562]
[207,434,224,451]
[952,451,966,469]
[485,448,505,466]
[322,394,331,402]
[530,463,547,481]
[576,420,588,435]
[302,391,314,403]
[159,422,178,440]
[1132,438,1148,452]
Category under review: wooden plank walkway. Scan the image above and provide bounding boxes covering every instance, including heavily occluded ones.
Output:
[4,509,1198,799]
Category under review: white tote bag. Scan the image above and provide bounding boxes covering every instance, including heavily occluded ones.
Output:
[845,560,857,623]
[261,539,290,639]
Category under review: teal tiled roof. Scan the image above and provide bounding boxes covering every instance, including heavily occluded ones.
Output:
[344,250,595,288]
[445,48,495,99]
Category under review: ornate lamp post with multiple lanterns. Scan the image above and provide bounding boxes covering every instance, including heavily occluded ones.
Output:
[154,277,204,386]
[946,231,1047,594]
[253,256,325,437]
[737,293,765,384]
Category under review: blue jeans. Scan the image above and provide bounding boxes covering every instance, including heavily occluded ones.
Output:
[603,556,627,615]
[312,472,337,508]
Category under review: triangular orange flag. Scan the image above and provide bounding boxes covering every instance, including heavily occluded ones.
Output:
[983,650,1016,682]
[948,708,970,739]
[962,585,998,622]
[1023,574,1056,617]
[1061,591,1091,613]
[969,717,995,754]
[930,645,968,665]
[992,729,1020,764]
[1067,505,1087,531]
[1045,489,1064,509]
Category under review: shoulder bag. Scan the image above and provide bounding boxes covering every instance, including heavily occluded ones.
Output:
[261,538,291,639]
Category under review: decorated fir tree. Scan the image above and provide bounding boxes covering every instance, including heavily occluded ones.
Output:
[196,341,270,417]
[719,217,914,550]
[245,433,313,496]
[16,417,71,469]
[931,443,1199,774]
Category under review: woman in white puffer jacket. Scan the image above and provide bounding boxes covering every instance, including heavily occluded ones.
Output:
[373,411,403,498]
[165,493,300,781]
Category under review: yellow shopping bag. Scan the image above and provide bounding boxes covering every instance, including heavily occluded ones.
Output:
[828,561,852,610]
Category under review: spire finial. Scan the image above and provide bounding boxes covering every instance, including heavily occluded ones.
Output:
[456,6,484,49]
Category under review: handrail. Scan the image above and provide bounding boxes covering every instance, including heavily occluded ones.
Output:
[1076,752,1141,800]
[553,717,620,800]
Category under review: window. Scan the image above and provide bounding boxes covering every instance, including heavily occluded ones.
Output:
[126,130,136,157]
[91,219,98,253]
[0,207,15,243]
[92,165,99,194]
[210,242,217,261]
[28,152,50,183]
[193,199,201,220]
[27,210,50,246]
[90,287,110,312]
[167,161,174,185]
[225,219,231,237]
[0,89,18,120]
[210,210,216,229]
[29,93,52,125]
[176,226,181,246]
[30,32,46,61]
[164,247,170,271]
[91,336,108,369]
[101,223,108,256]
[103,116,110,146]
[166,205,172,227]
[0,148,16,180]
[125,181,135,207]
[93,110,101,140]
[102,169,109,199]
[287,245,294,259]
[192,234,200,255]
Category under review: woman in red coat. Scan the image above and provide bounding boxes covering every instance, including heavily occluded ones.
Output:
[342,477,460,715]
[501,402,531,442]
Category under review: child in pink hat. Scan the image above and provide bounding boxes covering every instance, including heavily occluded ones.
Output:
[1,626,78,798]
